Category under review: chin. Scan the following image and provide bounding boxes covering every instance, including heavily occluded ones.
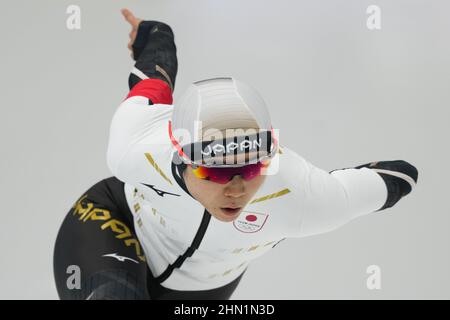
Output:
[210,214,227,222]
[223,214,239,221]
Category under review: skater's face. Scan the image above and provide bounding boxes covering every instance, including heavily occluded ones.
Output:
[183,165,267,222]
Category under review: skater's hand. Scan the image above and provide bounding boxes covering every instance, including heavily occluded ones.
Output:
[121,8,143,58]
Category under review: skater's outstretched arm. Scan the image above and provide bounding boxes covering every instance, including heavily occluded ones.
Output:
[279,148,419,237]
[107,9,178,182]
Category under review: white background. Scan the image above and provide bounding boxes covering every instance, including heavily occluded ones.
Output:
[0,0,448,299]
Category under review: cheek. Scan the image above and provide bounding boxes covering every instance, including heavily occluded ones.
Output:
[186,173,222,199]
[246,175,266,193]
[246,176,266,198]
[195,183,224,209]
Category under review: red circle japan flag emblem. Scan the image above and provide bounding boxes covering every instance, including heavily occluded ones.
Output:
[233,211,269,233]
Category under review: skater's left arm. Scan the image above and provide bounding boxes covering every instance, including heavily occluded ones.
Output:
[282,148,418,237]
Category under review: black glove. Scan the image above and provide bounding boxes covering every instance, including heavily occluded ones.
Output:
[354,160,418,211]
[129,21,178,92]
[131,21,160,61]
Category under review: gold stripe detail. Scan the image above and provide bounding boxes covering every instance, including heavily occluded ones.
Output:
[144,152,173,185]
[249,188,291,204]
[156,64,174,92]
[223,269,233,276]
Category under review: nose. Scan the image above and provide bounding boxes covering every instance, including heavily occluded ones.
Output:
[223,175,246,198]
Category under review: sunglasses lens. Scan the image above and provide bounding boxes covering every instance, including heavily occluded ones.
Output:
[192,166,208,179]
[209,170,232,184]
[191,162,267,184]
[241,163,263,180]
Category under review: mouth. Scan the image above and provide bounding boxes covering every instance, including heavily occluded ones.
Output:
[220,207,242,216]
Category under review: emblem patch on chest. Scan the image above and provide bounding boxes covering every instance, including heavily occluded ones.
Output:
[233,211,269,233]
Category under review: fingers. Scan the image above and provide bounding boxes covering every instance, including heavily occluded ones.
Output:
[121,8,144,60]
[121,8,140,30]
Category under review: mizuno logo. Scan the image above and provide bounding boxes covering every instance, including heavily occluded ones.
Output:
[142,184,180,198]
[102,253,139,264]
